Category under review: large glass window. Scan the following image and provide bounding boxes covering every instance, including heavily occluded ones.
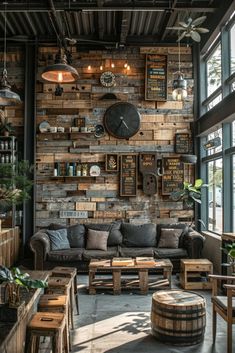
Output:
[208,159,223,233]
[207,94,222,111]
[207,128,223,155]
[233,155,235,231]
[230,22,235,75]
[233,121,235,146]
[206,44,221,97]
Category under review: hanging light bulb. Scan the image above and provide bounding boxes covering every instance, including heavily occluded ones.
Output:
[87,65,91,70]
[41,48,79,83]
[124,61,128,68]
[100,64,103,71]
[172,31,187,101]
[0,3,21,106]
[111,61,115,69]
[127,65,130,71]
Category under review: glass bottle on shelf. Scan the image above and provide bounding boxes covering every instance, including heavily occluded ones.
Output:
[76,163,81,176]
[82,164,88,176]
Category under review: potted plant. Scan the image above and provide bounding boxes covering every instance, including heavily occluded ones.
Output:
[0,266,47,321]
[0,114,15,136]
[170,178,208,227]
[221,243,235,275]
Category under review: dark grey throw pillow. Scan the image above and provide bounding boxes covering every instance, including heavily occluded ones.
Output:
[46,229,70,251]
[158,228,183,249]
[67,224,86,248]
[86,229,109,251]
[121,223,157,247]
[157,223,189,248]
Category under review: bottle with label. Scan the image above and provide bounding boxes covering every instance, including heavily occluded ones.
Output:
[76,163,81,176]
[69,164,74,176]
[82,164,88,176]
[65,162,70,176]
[54,162,60,176]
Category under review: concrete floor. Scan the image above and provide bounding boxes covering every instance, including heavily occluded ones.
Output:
[71,275,233,353]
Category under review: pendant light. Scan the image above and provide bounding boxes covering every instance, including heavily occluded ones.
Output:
[0,3,21,106]
[41,47,79,83]
[172,34,187,101]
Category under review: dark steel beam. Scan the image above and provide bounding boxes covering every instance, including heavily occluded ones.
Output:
[195,90,235,136]
[119,11,131,45]
[159,0,177,41]
[23,43,36,255]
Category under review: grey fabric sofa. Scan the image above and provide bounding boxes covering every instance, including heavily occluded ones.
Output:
[30,221,204,273]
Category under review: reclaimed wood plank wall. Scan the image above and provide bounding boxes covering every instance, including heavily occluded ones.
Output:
[36,46,194,228]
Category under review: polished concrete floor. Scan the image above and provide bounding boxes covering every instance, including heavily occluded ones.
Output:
[70,275,233,353]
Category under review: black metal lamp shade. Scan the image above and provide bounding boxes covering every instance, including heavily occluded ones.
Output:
[0,69,21,106]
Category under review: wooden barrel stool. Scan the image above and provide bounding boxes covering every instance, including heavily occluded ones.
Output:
[38,294,71,351]
[46,276,74,330]
[25,312,69,353]
[51,266,79,315]
[151,289,206,346]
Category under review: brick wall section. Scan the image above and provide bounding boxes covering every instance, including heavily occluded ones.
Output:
[36,46,194,229]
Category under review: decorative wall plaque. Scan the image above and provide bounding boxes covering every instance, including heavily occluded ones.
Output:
[162,157,184,195]
[106,154,119,172]
[120,154,138,197]
[145,54,167,101]
[175,133,190,154]
[60,211,88,218]
[139,154,158,195]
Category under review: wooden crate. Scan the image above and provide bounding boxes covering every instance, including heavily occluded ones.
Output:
[180,259,213,290]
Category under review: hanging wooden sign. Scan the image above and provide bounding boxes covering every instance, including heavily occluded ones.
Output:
[162,157,184,195]
[145,54,168,101]
[120,154,138,197]
[175,133,190,154]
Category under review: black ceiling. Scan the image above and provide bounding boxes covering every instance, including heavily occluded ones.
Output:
[0,0,234,49]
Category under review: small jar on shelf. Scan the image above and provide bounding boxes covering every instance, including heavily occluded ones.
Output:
[82,164,88,176]
[76,163,82,176]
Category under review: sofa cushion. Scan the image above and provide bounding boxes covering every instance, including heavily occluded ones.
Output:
[119,247,155,258]
[154,248,188,259]
[157,223,190,247]
[158,228,183,248]
[85,222,123,246]
[67,224,86,248]
[86,229,109,251]
[46,229,70,251]
[47,248,84,262]
[121,223,157,247]
[83,247,118,260]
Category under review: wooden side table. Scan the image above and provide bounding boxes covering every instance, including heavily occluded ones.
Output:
[180,259,213,290]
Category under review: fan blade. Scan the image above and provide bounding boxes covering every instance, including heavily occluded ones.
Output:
[178,21,189,28]
[191,31,201,42]
[177,31,187,42]
[196,28,209,33]
[191,16,207,27]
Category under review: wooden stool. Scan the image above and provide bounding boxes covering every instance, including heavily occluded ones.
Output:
[25,312,69,353]
[51,266,79,315]
[38,294,71,351]
[180,259,213,290]
[46,277,74,330]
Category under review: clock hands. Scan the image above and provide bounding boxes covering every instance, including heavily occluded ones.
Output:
[115,116,130,133]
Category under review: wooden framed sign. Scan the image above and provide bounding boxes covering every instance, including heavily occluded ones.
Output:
[162,157,184,195]
[175,133,190,154]
[145,54,167,101]
[105,154,119,172]
[139,153,157,174]
[120,154,138,197]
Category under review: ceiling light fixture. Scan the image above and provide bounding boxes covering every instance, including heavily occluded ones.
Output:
[41,47,79,83]
[172,32,187,101]
[0,2,21,106]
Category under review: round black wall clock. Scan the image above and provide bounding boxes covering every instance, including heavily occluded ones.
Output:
[103,102,141,139]
[100,71,116,87]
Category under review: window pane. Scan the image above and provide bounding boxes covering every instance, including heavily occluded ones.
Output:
[233,155,235,231]
[230,23,235,75]
[208,159,223,233]
[233,121,235,146]
[207,94,222,111]
[206,44,221,97]
[207,128,222,155]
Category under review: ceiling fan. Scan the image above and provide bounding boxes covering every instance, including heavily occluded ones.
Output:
[167,16,209,42]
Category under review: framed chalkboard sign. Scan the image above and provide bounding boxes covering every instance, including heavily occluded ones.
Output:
[120,154,138,197]
[162,157,184,195]
[175,133,190,154]
[145,54,167,101]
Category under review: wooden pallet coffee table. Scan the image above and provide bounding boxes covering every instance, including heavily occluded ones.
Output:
[88,258,173,295]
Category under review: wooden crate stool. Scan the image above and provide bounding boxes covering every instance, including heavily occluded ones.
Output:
[51,266,79,315]
[180,259,213,290]
[38,294,71,351]
[25,312,69,353]
[46,276,74,330]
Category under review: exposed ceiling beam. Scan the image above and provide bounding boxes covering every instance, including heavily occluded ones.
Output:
[158,0,177,41]
[119,11,131,45]
[97,0,105,39]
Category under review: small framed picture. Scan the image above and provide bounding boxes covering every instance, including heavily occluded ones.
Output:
[105,154,119,172]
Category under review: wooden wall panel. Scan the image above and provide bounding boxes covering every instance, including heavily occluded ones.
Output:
[35,46,194,228]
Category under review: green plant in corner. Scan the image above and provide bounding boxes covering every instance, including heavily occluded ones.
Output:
[221,242,235,275]
[0,113,15,136]
[0,266,48,307]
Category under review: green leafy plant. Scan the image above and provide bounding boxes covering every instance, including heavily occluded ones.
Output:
[171,179,207,208]
[0,115,15,135]
[221,243,235,274]
[0,266,48,307]
[0,160,34,210]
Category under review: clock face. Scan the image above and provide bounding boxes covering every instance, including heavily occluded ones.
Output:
[104,102,141,139]
[100,71,116,87]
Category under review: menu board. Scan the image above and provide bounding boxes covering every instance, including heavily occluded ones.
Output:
[145,54,167,101]
[175,133,190,154]
[162,157,184,195]
[120,154,138,197]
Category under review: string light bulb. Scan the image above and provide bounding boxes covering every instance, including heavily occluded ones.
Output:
[88,65,91,70]
[111,61,115,68]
